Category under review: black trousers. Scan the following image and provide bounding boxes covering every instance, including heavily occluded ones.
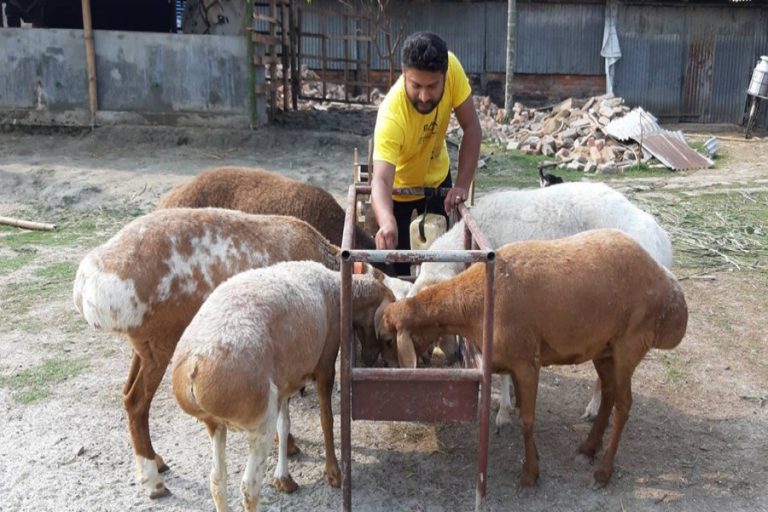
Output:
[391,172,452,276]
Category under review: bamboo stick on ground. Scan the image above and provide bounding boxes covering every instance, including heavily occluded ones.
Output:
[0,216,57,231]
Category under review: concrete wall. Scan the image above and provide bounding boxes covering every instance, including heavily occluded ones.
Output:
[0,28,262,127]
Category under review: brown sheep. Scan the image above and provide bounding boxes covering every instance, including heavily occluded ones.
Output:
[378,229,688,487]
[159,166,376,250]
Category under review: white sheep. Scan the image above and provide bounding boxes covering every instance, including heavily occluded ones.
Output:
[72,208,400,499]
[379,229,688,487]
[407,182,673,424]
[172,261,394,512]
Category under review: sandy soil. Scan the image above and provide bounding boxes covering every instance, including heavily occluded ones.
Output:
[0,120,766,512]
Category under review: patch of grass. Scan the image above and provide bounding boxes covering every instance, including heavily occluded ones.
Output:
[639,191,768,274]
[660,353,685,384]
[1,261,79,319]
[0,209,139,251]
[475,144,675,191]
[0,358,88,404]
[0,251,36,275]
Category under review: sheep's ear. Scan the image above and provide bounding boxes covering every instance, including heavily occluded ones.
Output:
[397,330,418,369]
[373,298,391,340]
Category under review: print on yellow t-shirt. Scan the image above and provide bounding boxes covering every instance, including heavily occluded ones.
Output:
[373,52,472,201]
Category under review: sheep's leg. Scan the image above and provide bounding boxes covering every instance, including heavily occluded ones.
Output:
[241,382,279,512]
[316,370,341,487]
[123,345,171,499]
[207,423,229,512]
[578,358,615,461]
[273,399,299,493]
[594,361,635,487]
[274,432,300,456]
[511,363,540,487]
[581,376,603,421]
[495,374,515,433]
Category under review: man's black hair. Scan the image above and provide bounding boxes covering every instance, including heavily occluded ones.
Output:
[401,32,449,74]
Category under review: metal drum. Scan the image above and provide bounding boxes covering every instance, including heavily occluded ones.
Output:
[748,56,768,99]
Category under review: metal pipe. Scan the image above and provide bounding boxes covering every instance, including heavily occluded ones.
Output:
[476,258,496,508]
[340,183,359,512]
[341,184,357,252]
[341,249,494,264]
[340,257,353,512]
[352,367,482,382]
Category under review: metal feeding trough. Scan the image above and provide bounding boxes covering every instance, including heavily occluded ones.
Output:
[339,183,496,511]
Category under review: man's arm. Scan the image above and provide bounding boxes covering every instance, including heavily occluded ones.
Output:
[370,160,398,249]
[444,95,482,214]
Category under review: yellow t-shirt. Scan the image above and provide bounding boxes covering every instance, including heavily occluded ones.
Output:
[373,52,472,202]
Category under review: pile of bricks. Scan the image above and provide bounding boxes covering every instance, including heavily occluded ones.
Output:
[270,65,383,110]
[452,94,651,174]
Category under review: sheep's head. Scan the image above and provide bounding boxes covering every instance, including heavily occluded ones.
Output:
[376,301,427,369]
[351,275,396,366]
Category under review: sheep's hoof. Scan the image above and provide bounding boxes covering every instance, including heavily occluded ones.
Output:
[155,455,170,474]
[325,465,342,488]
[519,470,539,488]
[593,468,612,488]
[149,484,171,500]
[574,452,593,467]
[274,476,299,494]
[494,407,515,435]
[287,434,301,457]
[577,444,597,461]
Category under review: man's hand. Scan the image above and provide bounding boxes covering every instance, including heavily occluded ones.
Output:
[375,218,398,249]
[444,186,467,215]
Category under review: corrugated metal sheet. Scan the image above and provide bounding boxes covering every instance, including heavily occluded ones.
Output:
[604,107,660,141]
[512,3,604,75]
[614,33,684,118]
[394,2,487,73]
[642,131,713,171]
[292,1,768,124]
[605,107,712,170]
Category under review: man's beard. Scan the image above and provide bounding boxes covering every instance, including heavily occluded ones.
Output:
[408,87,445,115]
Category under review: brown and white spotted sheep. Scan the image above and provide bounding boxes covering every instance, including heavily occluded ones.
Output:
[73,208,389,499]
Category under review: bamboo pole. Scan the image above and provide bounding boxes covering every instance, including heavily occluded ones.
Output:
[81,0,98,128]
[0,216,57,231]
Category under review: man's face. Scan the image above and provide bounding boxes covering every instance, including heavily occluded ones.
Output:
[402,67,445,115]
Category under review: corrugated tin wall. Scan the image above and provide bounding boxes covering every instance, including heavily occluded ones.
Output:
[296,0,768,123]
[614,4,768,123]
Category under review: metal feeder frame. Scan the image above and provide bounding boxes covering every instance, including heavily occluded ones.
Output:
[339,183,496,511]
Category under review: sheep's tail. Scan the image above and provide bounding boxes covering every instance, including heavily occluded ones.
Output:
[72,254,148,332]
[653,278,688,350]
[172,354,205,417]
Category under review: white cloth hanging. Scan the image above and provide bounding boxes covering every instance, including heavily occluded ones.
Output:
[601,0,621,96]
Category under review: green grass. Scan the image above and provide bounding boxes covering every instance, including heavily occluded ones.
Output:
[0,250,36,275]
[0,208,139,252]
[475,144,673,191]
[0,358,88,404]
[659,353,685,384]
[1,261,79,319]
[637,191,768,274]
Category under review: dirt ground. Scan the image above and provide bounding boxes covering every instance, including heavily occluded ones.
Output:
[0,119,767,512]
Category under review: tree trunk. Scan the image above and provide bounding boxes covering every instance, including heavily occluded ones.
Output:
[503,0,517,121]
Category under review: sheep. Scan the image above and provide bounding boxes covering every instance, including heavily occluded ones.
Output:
[378,229,688,487]
[72,208,400,499]
[158,166,376,250]
[172,261,394,512]
[407,182,673,423]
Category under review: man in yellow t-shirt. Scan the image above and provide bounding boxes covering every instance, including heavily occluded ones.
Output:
[371,31,481,274]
